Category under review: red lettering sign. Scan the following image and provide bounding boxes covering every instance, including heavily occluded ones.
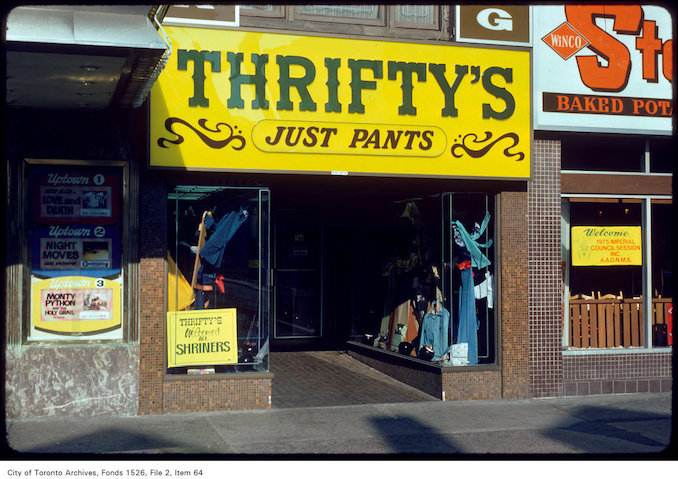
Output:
[543,92,672,117]
[564,5,673,92]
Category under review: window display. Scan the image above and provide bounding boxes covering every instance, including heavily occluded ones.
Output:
[563,199,672,349]
[356,192,496,366]
[167,186,270,374]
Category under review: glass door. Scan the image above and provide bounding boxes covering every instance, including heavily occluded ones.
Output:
[274,211,323,339]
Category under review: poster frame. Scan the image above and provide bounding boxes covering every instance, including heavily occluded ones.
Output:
[22,158,130,343]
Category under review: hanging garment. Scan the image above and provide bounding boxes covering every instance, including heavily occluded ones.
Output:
[167,252,195,311]
[384,300,418,350]
[391,299,420,343]
[199,207,249,268]
[419,301,451,361]
[474,271,494,308]
[457,267,479,365]
[451,212,493,269]
[404,300,420,343]
[392,323,407,350]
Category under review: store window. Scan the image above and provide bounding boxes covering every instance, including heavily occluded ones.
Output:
[23,159,127,341]
[239,4,284,18]
[651,200,674,346]
[394,4,438,28]
[166,186,270,374]
[560,133,645,172]
[649,137,675,174]
[295,4,383,23]
[352,192,496,366]
[240,4,439,30]
[563,198,672,349]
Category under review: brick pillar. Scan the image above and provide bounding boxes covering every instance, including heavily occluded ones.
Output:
[528,139,563,397]
[138,176,166,414]
[500,191,530,399]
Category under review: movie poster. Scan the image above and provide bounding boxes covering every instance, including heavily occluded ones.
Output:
[31,225,121,277]
[31,170,120,225]
[31,276,122,335]
[27,163,125,340]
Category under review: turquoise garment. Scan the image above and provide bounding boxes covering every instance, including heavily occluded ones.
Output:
[451,212,493,269]
[451,211,492,365]
[457,267,478,364]
[419,302,450,361]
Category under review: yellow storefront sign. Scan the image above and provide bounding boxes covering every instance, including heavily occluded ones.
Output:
[31,276,121,335]
[571,226,642,266]
[150,27,531,179]
[167,308,238,367]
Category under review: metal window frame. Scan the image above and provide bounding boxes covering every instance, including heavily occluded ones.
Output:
[21,158,130,344]
[167,184,271,371]
[561,193,672,351]
[442,191,496,364]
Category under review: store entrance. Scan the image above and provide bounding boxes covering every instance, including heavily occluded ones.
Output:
[272,210,323,348]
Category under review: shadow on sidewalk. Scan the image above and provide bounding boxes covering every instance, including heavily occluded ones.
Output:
[368,402,672,456]
[543,405,672,455]
[369,416,461,454]
[6,427,203,455]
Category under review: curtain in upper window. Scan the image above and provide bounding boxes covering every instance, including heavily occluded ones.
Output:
[296,4,380,19]
[395,4,436,24]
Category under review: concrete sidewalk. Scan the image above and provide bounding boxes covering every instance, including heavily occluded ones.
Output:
[3,392,674,456]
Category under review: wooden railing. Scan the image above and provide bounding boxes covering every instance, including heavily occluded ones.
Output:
[568,297,671,348]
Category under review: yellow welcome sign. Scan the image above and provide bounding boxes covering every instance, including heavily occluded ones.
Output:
[150,27,531,179]
[571,226,642,266]
[167,308,238,367]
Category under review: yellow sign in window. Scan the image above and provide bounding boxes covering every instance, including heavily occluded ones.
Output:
[571,226,642,266]
[166,308,238,367]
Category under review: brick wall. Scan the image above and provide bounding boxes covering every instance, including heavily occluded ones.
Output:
[499,191,530,399]
[163,376,272,412]
[138,175,167,415]
[347,345,502,401]
[347,347,443,398]
[562,352,672,396]
[442,369,502,401]
[528,140,564,398]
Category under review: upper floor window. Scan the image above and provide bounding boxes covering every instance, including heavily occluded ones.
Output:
[239,4,284,18]
[649,136,675,174]
[560,133,646,172]
[296,4,383,24]
[240,4,441,32]
[394,4,438,28]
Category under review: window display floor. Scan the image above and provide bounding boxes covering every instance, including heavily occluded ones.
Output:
[269,351,437,409]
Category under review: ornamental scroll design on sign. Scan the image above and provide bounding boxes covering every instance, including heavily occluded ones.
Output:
[451,131,525,162]
[157,117,246,150]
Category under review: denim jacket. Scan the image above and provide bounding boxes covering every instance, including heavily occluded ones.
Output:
[419,302,450,360]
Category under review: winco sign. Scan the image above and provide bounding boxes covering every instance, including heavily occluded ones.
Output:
[533,4,673,135]
[455,5,532,46]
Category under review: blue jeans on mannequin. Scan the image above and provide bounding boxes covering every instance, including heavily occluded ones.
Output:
[457,267,478,365]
